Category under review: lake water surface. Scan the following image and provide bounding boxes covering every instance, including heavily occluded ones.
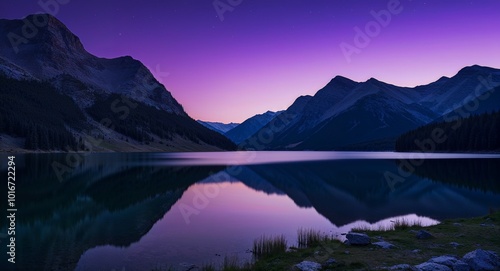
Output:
[1,152,499,271]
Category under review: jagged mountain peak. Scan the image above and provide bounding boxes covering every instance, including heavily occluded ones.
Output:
[365,77,381,84]
[261,110,279,116]
[287,95,313,113]
[0,14,186,115]
[455,64,496,77]
[225,110,284,144]
[0,14,238,152]
[363,77,387,88]
[197,120,239,135]
[9,14,87,56]
[295,95,313,101]
[33,13,66,27]
[437,76,449,82]
[252,65,500,150]
[328,75,357,86]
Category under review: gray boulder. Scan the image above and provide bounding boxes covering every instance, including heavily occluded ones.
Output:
[463,249,500,271]
[428,256,469,271]
[295,260,322,271]
[414,262,452,271]
[346,232,371,245]
[450,242,461,248]
[373,241,396,249]
[416,230,434,239]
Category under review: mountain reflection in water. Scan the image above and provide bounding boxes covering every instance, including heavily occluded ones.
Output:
[0,152,498,271]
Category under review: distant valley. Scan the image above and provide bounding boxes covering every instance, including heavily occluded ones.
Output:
[199,110,283,144]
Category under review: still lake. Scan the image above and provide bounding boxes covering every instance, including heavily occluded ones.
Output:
[1,151,500,271]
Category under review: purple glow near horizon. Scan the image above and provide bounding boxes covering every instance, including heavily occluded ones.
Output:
[2,0,500,122]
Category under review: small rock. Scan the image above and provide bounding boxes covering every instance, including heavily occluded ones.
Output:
[414,262,451,271]
[428,256,469,271]
[416,230,434,240]
[449,242,461,248]
[412,249,421,253]
[373,241,396,249]
[344,250,350,254]
[295,260,322,271]
[346,232,371,245]
[388,264,416,270]
[462,249,500,271]
[322,258,336,267]
[453,223,463,226]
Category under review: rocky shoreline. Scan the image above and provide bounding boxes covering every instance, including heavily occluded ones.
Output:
[177,212,500,271]
[294,243,500,271]
[290,215,500,271]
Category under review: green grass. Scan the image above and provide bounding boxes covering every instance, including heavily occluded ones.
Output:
[153,212,500,270]
[297,228,333,248]
[252,235,288,259]
[201,263,216,271]
[393,217,423,230]
[352,224,392,232]
[249,212,500,270]
[221,255,241,271]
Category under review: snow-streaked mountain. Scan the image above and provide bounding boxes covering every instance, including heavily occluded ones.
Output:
[225,110,284,144]
[417,65,500,115]
[197,120,239,134]
[0,56,35,81]
[0,14,236,152]
[0,14,184,115]
[251,65,500,150]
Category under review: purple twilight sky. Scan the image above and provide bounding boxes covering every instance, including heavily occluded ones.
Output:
[1,0,500,123]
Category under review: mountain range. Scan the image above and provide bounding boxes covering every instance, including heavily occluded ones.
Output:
[224,110,283,144]
[0,14,235,152]
[197,120,239,134]
[198,110,283,144]
[1,14,499,152]
[244,65,500,150]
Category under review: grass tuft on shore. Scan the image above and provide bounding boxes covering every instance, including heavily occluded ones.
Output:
[250,212,500,271]
[297,228,333,248]
[153,212,500,271]
[393,217,423,230]
[252,235,287,259]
